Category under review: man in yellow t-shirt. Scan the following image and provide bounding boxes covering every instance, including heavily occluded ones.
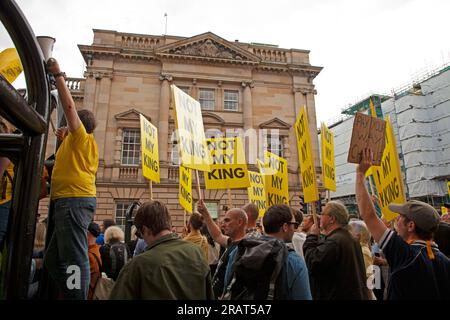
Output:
[44,58,99,300]
[0,118,14,248]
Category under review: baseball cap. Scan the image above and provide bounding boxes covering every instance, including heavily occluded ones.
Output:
[388,200,440,233]
[88,222,101,237]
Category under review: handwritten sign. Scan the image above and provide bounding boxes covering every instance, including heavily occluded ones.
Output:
[295,106,319,203]
[204,137,250,189]
[321,122,336,192]
[179,165,193,213]
[263,151,289,206]
[140,114,160,183]
[171,85,211,171]
[372,117,406,221]
[247,171,267,217]
[348,112,386,166]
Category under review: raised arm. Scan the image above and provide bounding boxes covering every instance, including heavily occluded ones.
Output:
[197,199,229,248]
[355,148,387,243]
[46,58,81,133]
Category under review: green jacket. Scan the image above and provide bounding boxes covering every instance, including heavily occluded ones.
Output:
[110,233,214,300]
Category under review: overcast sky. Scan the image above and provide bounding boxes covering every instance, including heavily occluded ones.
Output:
[2,0,450,124]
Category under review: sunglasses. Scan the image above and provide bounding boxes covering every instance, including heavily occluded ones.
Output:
[286,222,300,228]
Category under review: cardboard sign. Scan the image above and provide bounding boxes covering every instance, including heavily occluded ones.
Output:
[348,112,386,166]
[140,114,160,183]
[372,118,406,221]
[171,85,211,172]
[204,137,250,189]
[295,106,319,203]
[263,151,289,206]
[247,170,267,217]
[321,122,336,192]
[0,48,23,83]
[179,165,193,213]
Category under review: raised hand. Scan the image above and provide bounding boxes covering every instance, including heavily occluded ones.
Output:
[357,147,373,175]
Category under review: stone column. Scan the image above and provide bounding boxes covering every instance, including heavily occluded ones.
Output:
[304,90,320,168]
[242,81,254,162]
[89,72,112,180]
[242,81,254,130]
[159,73,172,179]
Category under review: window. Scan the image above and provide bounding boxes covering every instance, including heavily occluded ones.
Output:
[115,201,133,230]
[224,90,239,111]
[266,133,284,157]
[194,201,219,219]
[199,88,215,110]
[171,131,180,165]
[121,129,140,166]
[178,86,190,95]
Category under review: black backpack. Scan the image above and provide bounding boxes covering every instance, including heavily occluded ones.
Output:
[104,242,129,280]
[222,237,289,300]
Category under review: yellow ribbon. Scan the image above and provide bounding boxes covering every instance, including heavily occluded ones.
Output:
[407,239,435,260]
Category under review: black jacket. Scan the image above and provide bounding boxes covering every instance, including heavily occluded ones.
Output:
[304,227,369,300]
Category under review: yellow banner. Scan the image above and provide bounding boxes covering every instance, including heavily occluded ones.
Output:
[365,99,377,178]
[321,122,336,191]
[179,165,193,213]
[369,98,377,118]
[204,137,250,189]
[140,115,160,183]
[372,117,406,221]
[448,181,450,197]
[247,170,267,217]
[171,85,211,172]
[0,48,23,83]
[263,151,289,206]
[295,106,319,203]
[442,206,448,216]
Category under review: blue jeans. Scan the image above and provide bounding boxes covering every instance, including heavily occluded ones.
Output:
[0,201,11,247]
[44,197,95,300]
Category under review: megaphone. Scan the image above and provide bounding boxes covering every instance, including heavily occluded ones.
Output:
[36,36,56,61]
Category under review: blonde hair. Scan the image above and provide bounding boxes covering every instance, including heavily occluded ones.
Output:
[104,226,124,244]
[349,220,371,245]
[326,201,349,227]
[130,225,137,241]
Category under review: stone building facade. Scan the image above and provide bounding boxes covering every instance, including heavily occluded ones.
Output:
[40,29,322,231]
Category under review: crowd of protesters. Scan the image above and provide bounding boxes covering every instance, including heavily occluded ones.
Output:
[0,57,449,300]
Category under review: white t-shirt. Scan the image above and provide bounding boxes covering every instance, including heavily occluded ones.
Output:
[291,232,307,259]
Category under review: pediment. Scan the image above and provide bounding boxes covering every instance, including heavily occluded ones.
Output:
[156,32,260,64]
[202,112,225,125]
[259,117,291,129]
[114,109,150,122]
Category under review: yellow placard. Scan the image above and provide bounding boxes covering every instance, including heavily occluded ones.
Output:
[364,98,377,179]
[171,85,211,172]
[295,106,319,203]
[247,170,267,217]
[140,114,160,183]
[0,48,23,83]
[369,98,377,118]
[321,122,336,191]
[441,206,448,216]
[179,165,193,213]
[372,117,406,221]
[204,137,250,189]
[263,151,289,206]
[447,181,450,197]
